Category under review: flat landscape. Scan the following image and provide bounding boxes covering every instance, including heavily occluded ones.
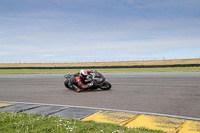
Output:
[0,59,200,74]
[0,58,200,67]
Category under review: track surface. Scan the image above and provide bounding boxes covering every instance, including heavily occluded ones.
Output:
[0,72,200,118]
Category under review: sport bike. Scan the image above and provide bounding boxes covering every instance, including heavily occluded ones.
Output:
[64,71,112,91]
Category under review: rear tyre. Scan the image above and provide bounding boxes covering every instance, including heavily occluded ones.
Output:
[64,80,72,90]
[100,81,112,90]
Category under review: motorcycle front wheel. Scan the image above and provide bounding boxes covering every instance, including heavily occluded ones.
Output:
[100,81,112,90]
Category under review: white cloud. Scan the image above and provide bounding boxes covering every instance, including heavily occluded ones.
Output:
[0,0,199,62]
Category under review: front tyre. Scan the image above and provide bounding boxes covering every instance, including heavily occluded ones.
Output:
[100,81,112,90]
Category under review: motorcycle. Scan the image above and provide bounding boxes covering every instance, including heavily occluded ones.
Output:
[64,71,112,91]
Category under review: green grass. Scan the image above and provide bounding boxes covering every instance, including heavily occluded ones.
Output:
[0,112,165,133]
[0,67,200,74]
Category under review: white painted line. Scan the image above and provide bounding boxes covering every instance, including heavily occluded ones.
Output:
[1,101,200,121]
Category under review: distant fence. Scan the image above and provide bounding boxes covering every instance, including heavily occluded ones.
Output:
[0,64,200,69]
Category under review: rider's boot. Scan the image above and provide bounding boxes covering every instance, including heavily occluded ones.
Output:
[72,84,82,92]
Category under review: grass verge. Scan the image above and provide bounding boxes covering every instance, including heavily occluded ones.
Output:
[0,112,165,133]
[0,67,200,74]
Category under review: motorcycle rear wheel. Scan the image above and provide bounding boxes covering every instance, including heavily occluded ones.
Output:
[64,80,73,90]
[100,81,112,90]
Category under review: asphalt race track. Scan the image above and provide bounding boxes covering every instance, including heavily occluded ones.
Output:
[0,72,200,119]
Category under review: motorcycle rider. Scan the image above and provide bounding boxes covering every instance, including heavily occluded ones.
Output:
[69,69,94,92]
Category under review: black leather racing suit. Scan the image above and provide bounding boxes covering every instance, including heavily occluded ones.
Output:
[69,71,93,92]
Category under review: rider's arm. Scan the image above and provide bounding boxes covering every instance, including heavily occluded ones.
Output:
[84,75,93,83]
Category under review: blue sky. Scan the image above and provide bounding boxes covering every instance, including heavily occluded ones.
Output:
[0,0,200,63]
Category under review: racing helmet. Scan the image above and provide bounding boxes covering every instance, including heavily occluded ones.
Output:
[80,69,88,79]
